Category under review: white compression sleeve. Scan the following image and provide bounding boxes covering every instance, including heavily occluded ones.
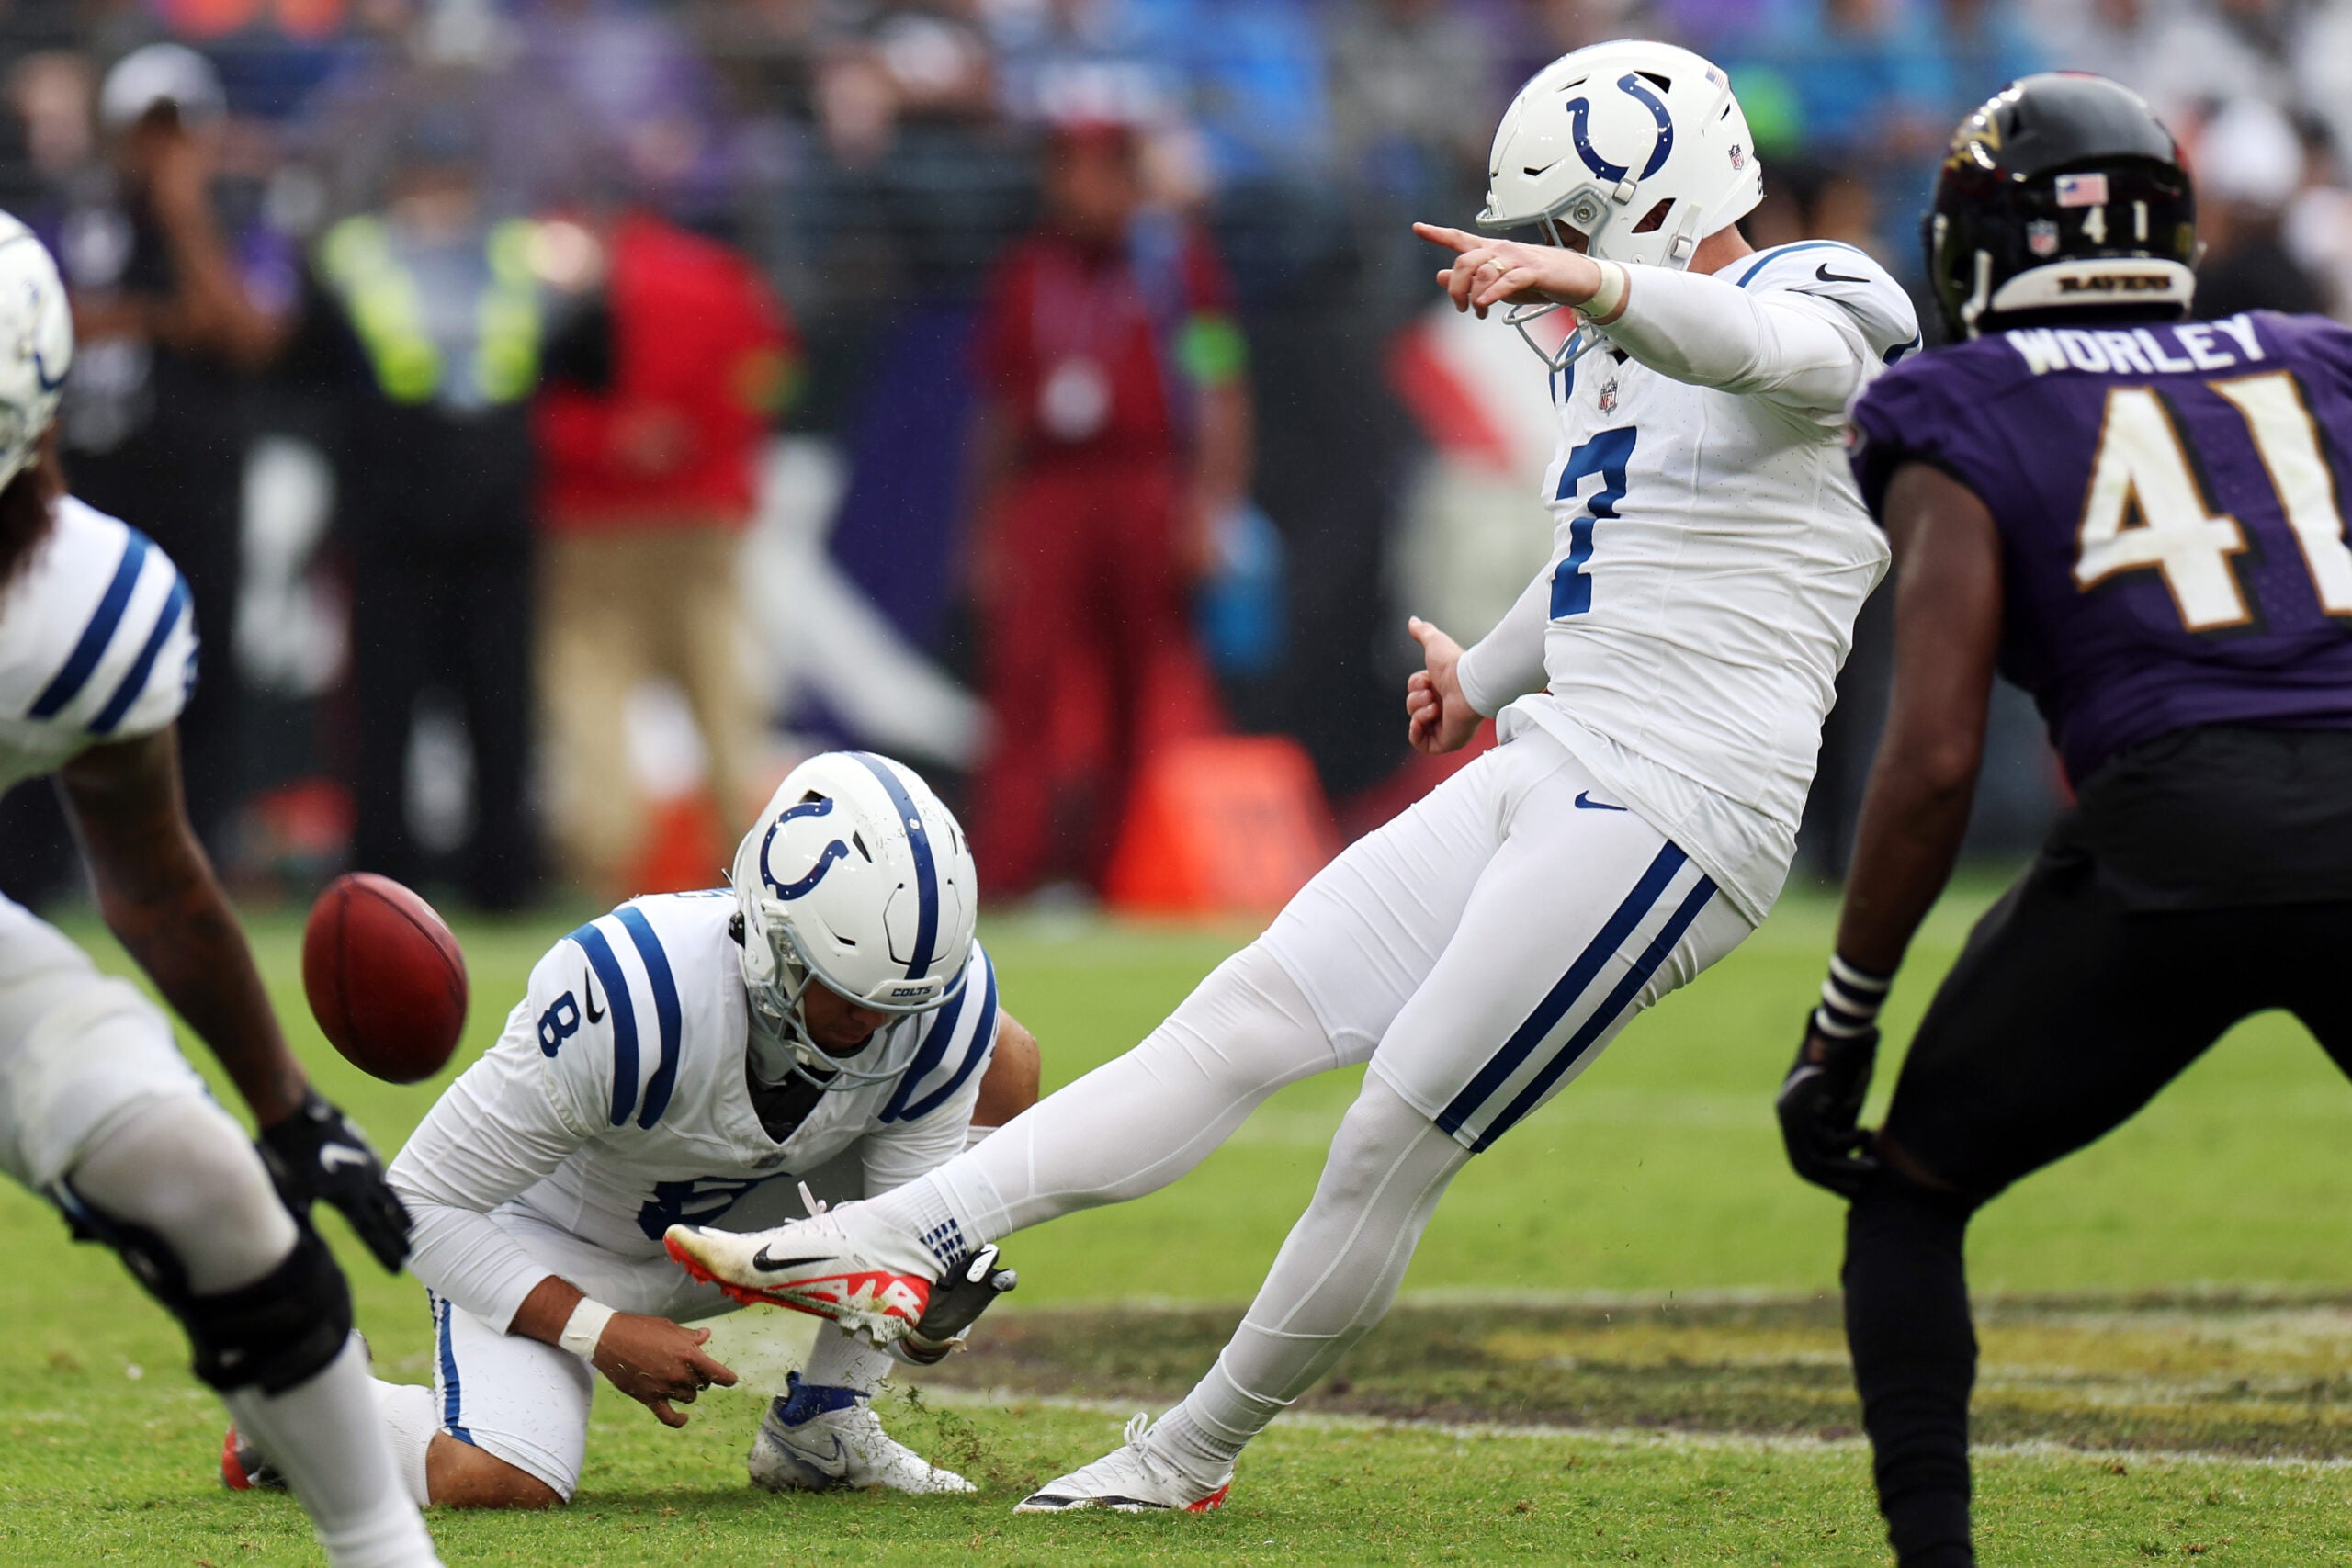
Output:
[866,942,1339,1248]
[1598,263,1871,414]
[387,1049,583,1333]
[1150,1074,1470,1479]
[1453,568,1552,719]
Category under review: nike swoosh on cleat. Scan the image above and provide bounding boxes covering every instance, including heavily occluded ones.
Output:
[1815,261,1869,284]
[751,1247,837,1273]
[785,1432,852,1480]
[1574,792,1628,812]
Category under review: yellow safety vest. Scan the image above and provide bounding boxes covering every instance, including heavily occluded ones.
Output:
[317,215,543,406]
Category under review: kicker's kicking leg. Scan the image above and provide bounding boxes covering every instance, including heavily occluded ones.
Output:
[664,742,1515,1335]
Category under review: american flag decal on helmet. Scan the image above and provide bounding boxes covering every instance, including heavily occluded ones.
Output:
[2055,173,2109,208]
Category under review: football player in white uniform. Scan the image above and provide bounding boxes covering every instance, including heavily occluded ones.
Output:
[232,752,1040,1509]
[0,215,441,1566]
[668,40,1917,1512]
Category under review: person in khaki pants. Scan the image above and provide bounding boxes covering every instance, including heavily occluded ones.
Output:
[534,208,796,893]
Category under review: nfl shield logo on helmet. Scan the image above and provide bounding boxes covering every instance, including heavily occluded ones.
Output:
[1728,142,1746,171]
[2028,219,2061,258]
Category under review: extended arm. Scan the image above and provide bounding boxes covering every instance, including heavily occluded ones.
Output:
[1592,265,1871,412]
[1833,462,2005,976]
[1779,462,2004,1196]
[1413,221,1882,413]
[57,726,412,1265]
[57,728,306,1123]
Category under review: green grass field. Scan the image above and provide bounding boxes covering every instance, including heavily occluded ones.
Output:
[5,877,2352,1564]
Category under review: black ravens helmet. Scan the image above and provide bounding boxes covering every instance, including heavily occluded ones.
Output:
[1926,73,2197,341]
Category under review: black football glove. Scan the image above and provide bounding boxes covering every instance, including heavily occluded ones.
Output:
[260,1089,413,1272]
[898,1244,1017,1365]
[1776,1017,1883,1199]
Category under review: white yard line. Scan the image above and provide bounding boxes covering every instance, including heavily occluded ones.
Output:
[911,1386,2352,1472]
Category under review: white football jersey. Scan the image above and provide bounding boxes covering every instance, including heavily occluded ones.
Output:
[1506,242,1917,919]
[403,890,1000,1269]
[0,496,198,794]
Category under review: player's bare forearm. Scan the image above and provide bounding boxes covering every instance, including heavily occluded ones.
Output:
[513,1274,736,1426]
[508,1274,588,1344]
[1831,463,2004,978]
[56,728,309,1126]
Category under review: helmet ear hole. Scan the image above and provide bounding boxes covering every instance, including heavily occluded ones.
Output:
[1632,197,1674,234]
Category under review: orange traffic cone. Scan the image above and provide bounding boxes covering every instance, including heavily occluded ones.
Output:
[1104,735,1340,918]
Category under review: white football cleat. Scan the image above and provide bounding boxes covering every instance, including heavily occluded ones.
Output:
[747,1373,975,1495]
[1013,1415,1232,1514]
[664,1207,936,1345]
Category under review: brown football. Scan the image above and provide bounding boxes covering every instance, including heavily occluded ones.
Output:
[301,873,469,1084]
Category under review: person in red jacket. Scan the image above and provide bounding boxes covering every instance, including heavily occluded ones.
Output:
[967,119,1253,898]
[535,209,795,894]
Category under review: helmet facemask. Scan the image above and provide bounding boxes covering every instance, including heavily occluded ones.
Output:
[737,887,960,1091]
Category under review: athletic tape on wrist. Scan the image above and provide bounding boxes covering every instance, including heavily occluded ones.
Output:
[1815,953,1895,1037]
[559,1299,616,1359]
[1584,261,1630,324]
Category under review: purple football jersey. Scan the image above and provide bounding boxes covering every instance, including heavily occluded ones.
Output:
[1851,311,2352,784]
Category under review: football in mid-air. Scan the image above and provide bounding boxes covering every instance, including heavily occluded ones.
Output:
[301,872,469,1084]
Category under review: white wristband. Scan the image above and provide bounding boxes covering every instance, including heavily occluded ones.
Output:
[558,1299,616,1360]
[1583,260,1630,325]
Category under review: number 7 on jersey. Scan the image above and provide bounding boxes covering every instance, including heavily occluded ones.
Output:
[1553,427,1637,618]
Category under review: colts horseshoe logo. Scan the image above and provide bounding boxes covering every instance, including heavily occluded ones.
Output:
[760,796,852,900]
[1563,73,1675,185]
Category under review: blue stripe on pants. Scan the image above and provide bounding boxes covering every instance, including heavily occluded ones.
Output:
[434,1293,474,1447]
[1469,872,1718,1152]
[1436,841,1689,1140]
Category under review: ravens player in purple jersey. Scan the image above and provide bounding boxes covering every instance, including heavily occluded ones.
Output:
[1774,73,2352,1568]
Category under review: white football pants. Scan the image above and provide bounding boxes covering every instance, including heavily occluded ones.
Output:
[884,728,1754,1459]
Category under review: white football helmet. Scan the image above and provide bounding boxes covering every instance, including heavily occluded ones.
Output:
[0,212,72,491]
[731,750,978,1088]
[1478,40,1764,369]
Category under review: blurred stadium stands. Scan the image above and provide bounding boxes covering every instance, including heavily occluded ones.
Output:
[1,0,2345,912]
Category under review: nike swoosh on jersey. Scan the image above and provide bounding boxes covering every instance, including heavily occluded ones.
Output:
[1814,261,1869,285]
[583,969,605,1024]
[751,1248,839,1274]
[1574,792,1628,812]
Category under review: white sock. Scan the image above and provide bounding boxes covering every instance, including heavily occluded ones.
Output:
[868,943,1335,1253]
[802,1321,893,1396]
[372,1380,437,1507]
[1150,1076,1469,1483]
[226,1337,441,1568]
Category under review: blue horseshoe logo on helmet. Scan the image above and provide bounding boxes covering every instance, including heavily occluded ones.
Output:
[1563,73,1676,184]
[760,796,852,900]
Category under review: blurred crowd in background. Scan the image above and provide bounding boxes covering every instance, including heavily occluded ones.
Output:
[1,0,2348,917]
